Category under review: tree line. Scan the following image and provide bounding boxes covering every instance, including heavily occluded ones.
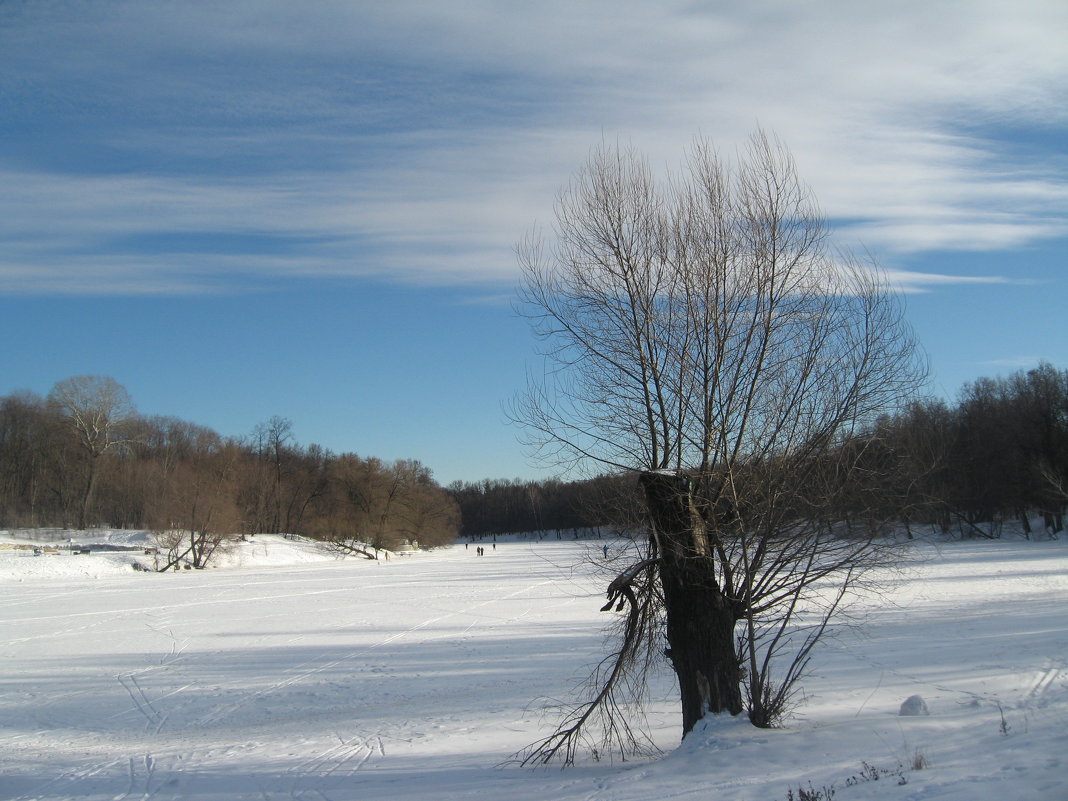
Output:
[876,360,1068,537]
[0,376,460,558]
[4,364,1064,552]
[449,362,1068,542]
[446,474,633,538]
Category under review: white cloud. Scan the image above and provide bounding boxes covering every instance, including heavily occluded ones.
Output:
[882,268,1020,295]
[978,356,1053,369]
[1,1,1066,293]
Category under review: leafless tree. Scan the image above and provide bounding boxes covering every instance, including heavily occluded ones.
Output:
[148,432,242,570]
[514,131,926,763]
[313,454,457,557]
[47,375,138,529]
[243,416,296,534]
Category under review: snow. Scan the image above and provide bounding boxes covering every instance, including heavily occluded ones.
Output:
[1,531,1065,801]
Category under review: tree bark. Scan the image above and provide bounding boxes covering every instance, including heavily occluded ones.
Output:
[640,471,743,735]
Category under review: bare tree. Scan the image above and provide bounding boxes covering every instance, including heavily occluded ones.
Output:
[47,375,137,529]
[514,131,926,763]
[320,455,459,556]
[243,416,296,534]
[148,432,242,570]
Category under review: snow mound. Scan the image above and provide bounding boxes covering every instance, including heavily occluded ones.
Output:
[0,530,354,580]
[899,694,930,716]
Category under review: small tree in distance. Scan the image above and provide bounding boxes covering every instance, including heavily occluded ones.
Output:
[513,131,927,763]
[47,375,138,529]
[148,429,242,570]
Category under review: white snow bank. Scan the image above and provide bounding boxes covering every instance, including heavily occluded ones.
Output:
[0,530,356,580]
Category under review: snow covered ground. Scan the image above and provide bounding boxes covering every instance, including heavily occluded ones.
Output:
[1,530,1065,800]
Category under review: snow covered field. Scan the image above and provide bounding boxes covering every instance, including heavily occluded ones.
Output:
[1,531,1065,801]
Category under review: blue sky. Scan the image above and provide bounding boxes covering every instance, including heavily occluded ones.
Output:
[1,1,1066,485]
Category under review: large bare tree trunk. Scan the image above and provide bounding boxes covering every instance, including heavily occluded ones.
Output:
[640,471,742,734]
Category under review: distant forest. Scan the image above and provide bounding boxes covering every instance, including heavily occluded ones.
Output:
[0,377,457,551]
[455,362,1068,539]
[1,362,1066,544]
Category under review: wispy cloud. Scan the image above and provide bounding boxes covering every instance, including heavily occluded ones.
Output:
[978,356,1060,370]
[1,1,1066,293]
[883,268,1029,294]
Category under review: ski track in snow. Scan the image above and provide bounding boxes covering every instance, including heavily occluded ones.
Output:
[2,534,1066,801]
[268,733,385,801]
[195,574,563,727]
